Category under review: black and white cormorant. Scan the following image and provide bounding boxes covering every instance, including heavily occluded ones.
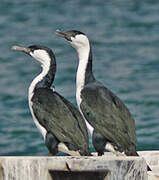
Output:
[56,30,151,170]
[11,45,90,156]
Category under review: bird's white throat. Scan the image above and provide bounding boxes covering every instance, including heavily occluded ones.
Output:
[28,53,51,140]
[76,45,90,106]
[29,64,50,102]
[28,49,52,102]
[28,66,50,140]
[75,44,94,135]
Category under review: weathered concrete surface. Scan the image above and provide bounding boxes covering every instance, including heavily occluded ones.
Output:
[138,151,159,180]
[0,154,147,180]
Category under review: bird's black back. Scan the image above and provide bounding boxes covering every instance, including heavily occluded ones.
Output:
[31,88,90,155]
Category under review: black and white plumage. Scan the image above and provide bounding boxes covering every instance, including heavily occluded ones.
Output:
[12,45,90,156]
[56,30,138,156]
[56,30,152,171]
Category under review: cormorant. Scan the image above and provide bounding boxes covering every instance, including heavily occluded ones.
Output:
[12,45,90,156]
[56,30,151,170]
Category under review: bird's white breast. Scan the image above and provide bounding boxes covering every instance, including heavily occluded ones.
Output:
[28,99,47,140]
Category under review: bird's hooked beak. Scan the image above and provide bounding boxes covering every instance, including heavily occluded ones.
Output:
[11,45,31,54]
[55,30,72,42]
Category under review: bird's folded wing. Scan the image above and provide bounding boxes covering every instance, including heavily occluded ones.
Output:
[32,88,89,150]
[80,83,137,150]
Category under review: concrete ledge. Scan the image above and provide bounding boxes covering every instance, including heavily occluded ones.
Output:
[0,153,147,180]
[138,151,159,180]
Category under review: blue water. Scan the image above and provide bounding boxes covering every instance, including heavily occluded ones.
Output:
[0,0,159,156]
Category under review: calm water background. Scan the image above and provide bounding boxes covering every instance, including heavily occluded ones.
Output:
[0,0,159,156]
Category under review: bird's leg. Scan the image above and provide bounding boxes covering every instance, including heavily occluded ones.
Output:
[45,132,59,156]
[92,130,107,156]
[93,130,125,156]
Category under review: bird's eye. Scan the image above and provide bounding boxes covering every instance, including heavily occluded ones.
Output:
[30,48,35,53]
[72,32,77,38]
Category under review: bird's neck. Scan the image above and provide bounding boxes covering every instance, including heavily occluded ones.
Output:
[29,59,56,100]
[76,44,95,108]
[36,61,56,89]
[76,44,95,89]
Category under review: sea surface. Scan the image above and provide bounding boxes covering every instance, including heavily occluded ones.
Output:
[0,0,159,156]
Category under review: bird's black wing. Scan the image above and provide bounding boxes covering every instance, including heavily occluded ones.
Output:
[80,81,137,153]
[31,88,89,153]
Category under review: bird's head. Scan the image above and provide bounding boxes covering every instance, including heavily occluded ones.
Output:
[56,30,89,50]
[11,45,55,68]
